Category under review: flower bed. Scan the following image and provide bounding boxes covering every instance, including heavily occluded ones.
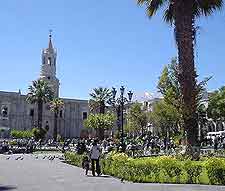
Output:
[65,151,225,185]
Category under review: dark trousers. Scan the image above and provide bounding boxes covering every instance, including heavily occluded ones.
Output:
[91,159,101,176]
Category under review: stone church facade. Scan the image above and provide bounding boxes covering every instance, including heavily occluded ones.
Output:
[0,34,89,139]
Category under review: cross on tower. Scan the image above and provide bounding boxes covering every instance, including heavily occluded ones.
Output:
[49,29,53,38]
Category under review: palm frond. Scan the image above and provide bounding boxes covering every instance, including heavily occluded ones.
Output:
[26,80,54,104]
[195,0,223,17]
[89,87,112,112]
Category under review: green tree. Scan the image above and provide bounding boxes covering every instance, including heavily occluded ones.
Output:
[50,98,64,141]
[157,58,211,145]
[26,80,54,129]
[149,100,180,138]
[89,87,112,139]
[207,86,225,121]
[126,103,148,136]
[158,58,181,113]
[137,0,222,147]
[84,113,115,137]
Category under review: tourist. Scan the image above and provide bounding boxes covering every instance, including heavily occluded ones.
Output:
[90,139,101,176]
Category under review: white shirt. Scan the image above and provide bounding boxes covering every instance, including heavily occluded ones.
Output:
[90,145,100,159]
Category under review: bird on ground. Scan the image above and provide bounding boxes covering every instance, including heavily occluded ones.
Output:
[49,156,55,161]
[6,156,10,160]
[15,156,21,160]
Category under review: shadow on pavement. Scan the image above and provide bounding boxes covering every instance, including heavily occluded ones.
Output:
[0,185,17,191]
[87,175,111,178]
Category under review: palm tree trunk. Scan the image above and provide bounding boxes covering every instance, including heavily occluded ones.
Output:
[99,102,105,114]
[53,112,58,141]
[37,100,43,129]
[98,102,105,140]
[174,0,198,147]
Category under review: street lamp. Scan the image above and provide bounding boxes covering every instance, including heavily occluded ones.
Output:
[111,86,133,152]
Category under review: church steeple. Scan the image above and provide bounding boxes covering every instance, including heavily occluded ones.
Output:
[39,31,59,97]
[48,30,54,51]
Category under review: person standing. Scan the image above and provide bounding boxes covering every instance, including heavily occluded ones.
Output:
[90,139,101,176]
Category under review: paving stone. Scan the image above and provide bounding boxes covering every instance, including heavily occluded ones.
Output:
[0,154,224,191]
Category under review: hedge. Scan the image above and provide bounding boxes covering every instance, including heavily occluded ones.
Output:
[65,151,225,185]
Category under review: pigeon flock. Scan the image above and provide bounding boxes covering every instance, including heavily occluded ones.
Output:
[3,154,64,161]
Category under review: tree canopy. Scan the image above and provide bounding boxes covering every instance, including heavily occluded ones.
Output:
[126,102,148,134]
[89,87,112,113]
[207,86,225,121]
[137,0,223,24]
[26,80,54,104]
[84,113,115,130]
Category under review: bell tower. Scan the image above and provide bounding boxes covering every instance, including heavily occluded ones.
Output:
[39,31,59,97]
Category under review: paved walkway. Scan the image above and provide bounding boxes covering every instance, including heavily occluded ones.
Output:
[0,154,225,191]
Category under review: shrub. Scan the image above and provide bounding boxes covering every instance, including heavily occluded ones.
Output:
[65,152,85,167]
[184,160,203,183]
[32,127,48,141]
[10,129,34,139]
[65,151,225,185]
[159,156,183,183]
[9,140,17,146]
[205,158,225,185]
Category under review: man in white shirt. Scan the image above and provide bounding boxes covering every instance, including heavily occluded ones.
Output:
[90,139,101,176]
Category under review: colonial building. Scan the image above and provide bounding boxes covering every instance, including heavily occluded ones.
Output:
[0,33,89,138]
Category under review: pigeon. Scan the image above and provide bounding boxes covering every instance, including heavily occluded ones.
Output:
[15,156,21,160]
[6,156,10,160]
[43,156,46,160]
[35,156,38,159]
[121,178,125,183]
[20,157,24,160]
[49,156,55,161]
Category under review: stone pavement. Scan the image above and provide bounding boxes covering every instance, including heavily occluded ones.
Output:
[0,154,225,191]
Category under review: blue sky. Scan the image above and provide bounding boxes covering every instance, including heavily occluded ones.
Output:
[0,1,224,100]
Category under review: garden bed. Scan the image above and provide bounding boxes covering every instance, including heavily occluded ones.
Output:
[64,151,225,185]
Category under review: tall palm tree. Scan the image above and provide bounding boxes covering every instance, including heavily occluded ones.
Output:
[89,87,112,139]
[27,80,54,129]
[137,0,223,148]
[50,98,64,141]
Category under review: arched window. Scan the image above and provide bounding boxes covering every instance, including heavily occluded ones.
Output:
[29,109,34,117]
[48,57,51,65]
[2,106,8,117]
[60,110,63,118]
[83,112,87,120]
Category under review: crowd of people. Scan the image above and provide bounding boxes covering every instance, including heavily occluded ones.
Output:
[1,132,225,156]
[201,135,225,150]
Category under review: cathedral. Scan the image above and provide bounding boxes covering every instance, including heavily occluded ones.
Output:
[0,33,89,138]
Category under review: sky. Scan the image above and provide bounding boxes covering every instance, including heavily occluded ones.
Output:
[0,1,224,100]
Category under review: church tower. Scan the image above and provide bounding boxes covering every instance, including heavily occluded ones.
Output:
[39,31,59,97]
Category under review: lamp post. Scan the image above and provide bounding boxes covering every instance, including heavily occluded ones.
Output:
[111,86,133,151]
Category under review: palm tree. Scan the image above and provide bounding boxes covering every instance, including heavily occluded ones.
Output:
[89,87,112,113]
[89,87,112,139]
[27,80,54,129]
[50,98,64,141]
[137,0,223,148]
